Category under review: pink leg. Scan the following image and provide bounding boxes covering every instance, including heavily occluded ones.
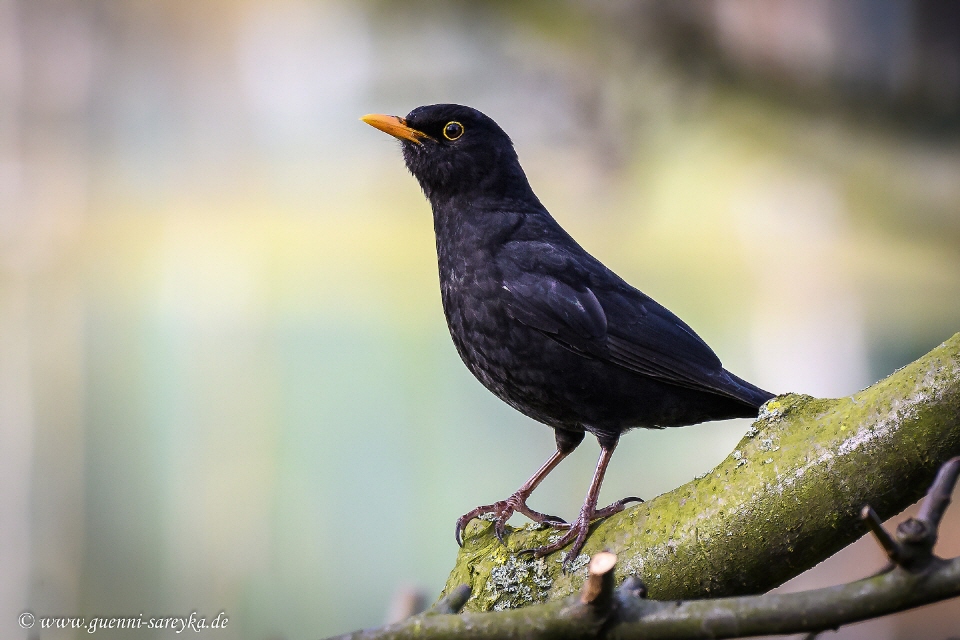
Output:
[455,447,571,546]
[527,439,643,567]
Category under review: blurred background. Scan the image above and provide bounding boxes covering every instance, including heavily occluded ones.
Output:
[2,1,960,638]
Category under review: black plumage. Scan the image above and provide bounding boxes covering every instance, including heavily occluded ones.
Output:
[362,104,774,563]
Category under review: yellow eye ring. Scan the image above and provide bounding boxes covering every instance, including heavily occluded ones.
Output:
[443,121,464,141]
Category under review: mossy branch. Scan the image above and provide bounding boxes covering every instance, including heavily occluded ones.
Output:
[328,333,960,638]
[329,456,960,638]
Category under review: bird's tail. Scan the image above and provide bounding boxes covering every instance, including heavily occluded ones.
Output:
[721,369,776,410]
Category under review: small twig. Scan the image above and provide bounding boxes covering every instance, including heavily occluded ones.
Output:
[860,504,901,563]
[866,455,960,570]
[859,459,960,570]
[916,456,960,530]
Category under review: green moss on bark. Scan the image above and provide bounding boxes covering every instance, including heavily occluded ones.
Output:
[442,333,960,612]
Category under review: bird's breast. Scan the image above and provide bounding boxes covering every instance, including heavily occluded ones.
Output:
[439,249,519,375]
[438,251,571,425]
[432,210,588,427]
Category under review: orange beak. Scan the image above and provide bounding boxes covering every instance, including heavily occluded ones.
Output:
[361,114,433,144]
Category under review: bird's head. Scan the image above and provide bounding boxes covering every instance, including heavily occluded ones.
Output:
[362,104,533,204]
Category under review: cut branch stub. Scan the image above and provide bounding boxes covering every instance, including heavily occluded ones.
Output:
[580,551,617,607]
[427,584,472,615]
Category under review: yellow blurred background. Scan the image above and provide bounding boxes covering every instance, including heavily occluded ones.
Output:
[2,1,960,638]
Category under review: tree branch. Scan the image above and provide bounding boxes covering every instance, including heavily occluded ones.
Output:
[330,455,960,639]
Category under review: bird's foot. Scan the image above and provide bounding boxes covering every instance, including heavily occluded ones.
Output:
[519,507,594,571]
[592,495,644,519]
[455,493,566,547]
[519,496,644,569]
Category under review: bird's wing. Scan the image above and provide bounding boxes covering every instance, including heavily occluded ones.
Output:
[499,242,742,398]
[601,288,728,393]
[501,271,609,357]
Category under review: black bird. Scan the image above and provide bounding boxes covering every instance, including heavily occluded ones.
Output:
[362,104,774,563]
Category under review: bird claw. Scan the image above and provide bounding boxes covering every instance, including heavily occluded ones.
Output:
[455,494,567,547]
[456,504,504,546]
[533,517,592,571]
[592,496,644,519]
[494,517,509,544]
[512,496,645,569]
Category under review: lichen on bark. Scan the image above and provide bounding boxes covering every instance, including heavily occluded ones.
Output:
[443,333,960,612]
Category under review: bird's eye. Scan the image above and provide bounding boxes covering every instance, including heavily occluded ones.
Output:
[443,121,464,141]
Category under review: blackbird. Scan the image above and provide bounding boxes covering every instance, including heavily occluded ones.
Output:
[362,104,774,563]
